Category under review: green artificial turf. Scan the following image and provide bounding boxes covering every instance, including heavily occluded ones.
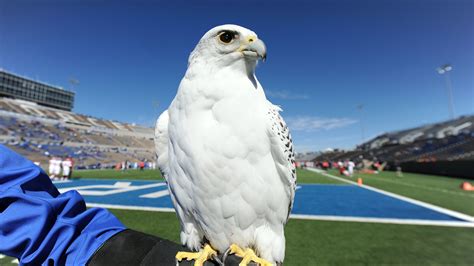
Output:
[72,168,163,181]
[0,256,17,266]
[110,209,474,265]
[3,209,474,265]
[296,168,346,184]
[285,218,474,265]
[110,209,181,242]
[325,169,474,216]
[105,167,474,265]
[3,168,474,265]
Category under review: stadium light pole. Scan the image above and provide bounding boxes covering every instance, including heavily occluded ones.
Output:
[69,78,80,93]
[436,64,455,120]
[357,104,366,143]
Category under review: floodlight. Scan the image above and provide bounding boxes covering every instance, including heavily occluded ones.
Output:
[436,64,455,119]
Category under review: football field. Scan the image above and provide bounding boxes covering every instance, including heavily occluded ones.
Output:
[2,168,474,265]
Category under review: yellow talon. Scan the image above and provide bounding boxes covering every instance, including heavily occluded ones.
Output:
[229,244,273,266]
[176,244,217,266]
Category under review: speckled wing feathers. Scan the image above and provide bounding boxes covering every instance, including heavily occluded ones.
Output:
[267,103,296,223]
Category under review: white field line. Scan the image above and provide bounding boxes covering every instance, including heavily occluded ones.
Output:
[86,203,175,213]
[140,190,170,198]
[52,180,73,184]
[307,168,474,223]
[85,203,474,228]
[290,214,474,228]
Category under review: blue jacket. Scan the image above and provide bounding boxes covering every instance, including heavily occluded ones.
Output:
[0,145,126,265]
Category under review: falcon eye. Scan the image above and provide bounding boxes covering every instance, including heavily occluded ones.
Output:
[219,31,235,44]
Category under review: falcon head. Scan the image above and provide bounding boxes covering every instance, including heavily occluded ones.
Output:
[188,24,267,69]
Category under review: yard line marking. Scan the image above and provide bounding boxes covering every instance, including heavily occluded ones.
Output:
[86,203,175,213]
[140,189,170,198]
[114,182,132,187]
[290,214,474,228]
[52,180,72,184]
[85,203,474,228]
[307,168,474,223]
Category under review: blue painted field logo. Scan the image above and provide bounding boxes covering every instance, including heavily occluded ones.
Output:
[54,179,474,227]
[58,181,168,197]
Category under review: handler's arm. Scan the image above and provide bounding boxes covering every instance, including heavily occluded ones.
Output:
[0,145,125,265]
[0,145,243,266]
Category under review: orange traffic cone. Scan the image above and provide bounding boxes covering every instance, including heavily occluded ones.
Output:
[461,182,474,191]
[357,178,363,186]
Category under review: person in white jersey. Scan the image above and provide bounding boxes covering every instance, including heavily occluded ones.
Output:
[62,158,73,180]
[48,157,55,179]
[50,157,62,179]
[347,160,355,176]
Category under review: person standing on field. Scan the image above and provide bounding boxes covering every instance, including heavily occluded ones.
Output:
[348,160,355,176]
[61,157,73,180]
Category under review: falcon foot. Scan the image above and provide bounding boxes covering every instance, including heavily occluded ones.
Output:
[175,244,218,266]
[228,244,273,266]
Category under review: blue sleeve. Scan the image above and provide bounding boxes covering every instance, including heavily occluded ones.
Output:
[0,145,126,265]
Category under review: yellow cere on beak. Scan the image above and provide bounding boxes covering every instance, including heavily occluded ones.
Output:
[238,36,258,51]
[238,36,267,61]
[246,36,257,43]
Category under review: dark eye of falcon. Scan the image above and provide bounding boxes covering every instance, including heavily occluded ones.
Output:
[219,31,235,44]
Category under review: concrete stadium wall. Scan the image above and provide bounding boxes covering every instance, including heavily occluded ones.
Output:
[399,161,474,179]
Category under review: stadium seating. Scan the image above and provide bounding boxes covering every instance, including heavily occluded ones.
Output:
[0,98,155,169]
[312,115,474,168]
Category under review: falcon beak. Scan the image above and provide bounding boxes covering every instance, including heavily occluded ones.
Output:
[240,37,267,62]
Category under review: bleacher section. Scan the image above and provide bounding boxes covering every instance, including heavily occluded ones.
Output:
[0,98,155,168]
[313,115,474,166]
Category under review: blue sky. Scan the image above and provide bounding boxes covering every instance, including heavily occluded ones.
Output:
[1,0,473,152]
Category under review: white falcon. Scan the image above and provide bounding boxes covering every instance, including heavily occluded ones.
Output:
[155,24,296,266]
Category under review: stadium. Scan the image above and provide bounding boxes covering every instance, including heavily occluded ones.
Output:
[1,1,474,265]
[0,70,155,169]
[2,70,474,264]
[309,115,474,179]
